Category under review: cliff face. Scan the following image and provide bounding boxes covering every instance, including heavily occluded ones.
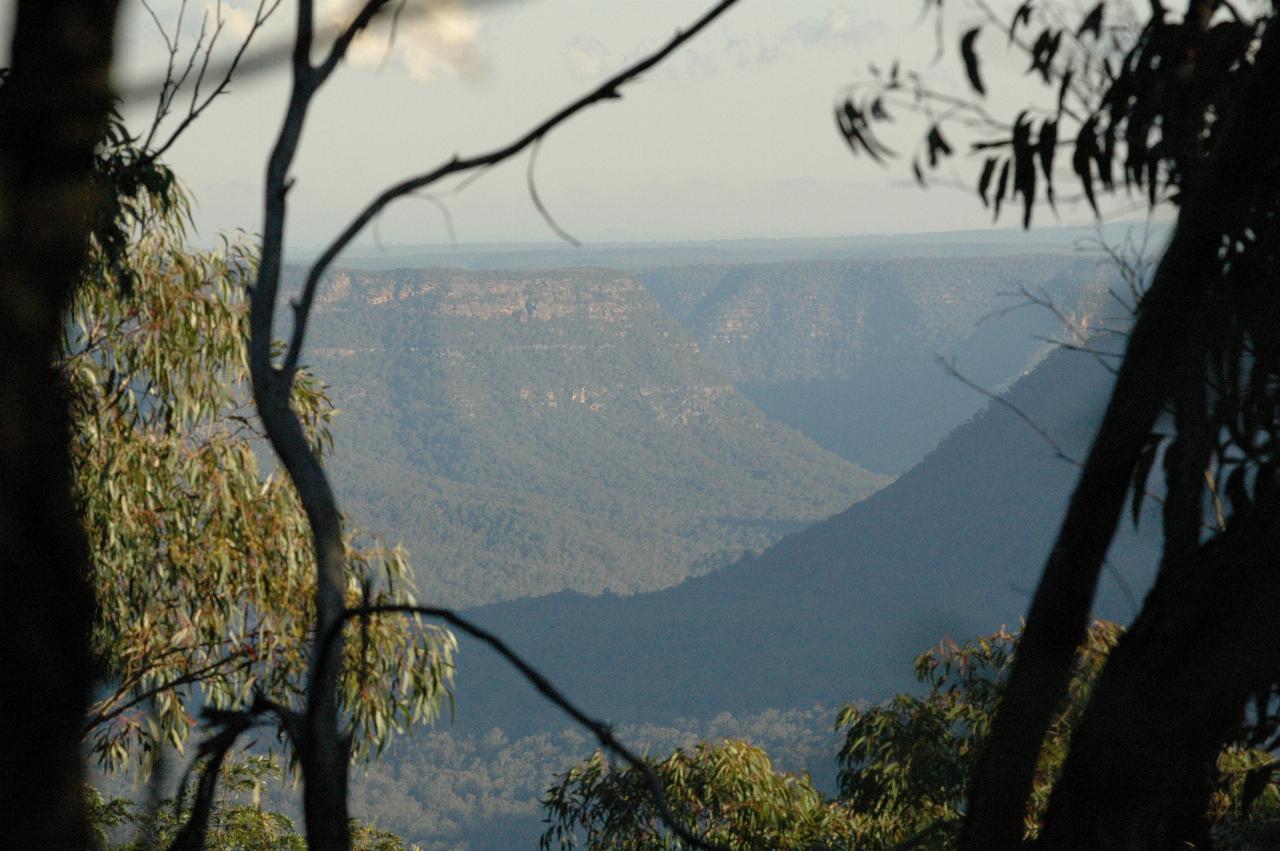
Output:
[318,268,643,321]
[640,255,1113,384]
[306,267,888,607]
[636,255,1117,473]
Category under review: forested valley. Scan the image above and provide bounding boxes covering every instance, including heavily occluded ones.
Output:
[5,0,1280,850]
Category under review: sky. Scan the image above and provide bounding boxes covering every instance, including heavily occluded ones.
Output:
[7,0,1115,250]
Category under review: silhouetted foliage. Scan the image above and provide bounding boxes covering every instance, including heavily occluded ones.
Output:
[841,2,1280,846]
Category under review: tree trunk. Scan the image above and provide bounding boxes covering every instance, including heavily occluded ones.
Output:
[1037,509,1280,848]
[0,1,120,846]
[961,17,1280,848]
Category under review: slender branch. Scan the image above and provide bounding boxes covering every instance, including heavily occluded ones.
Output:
[324,604,734,851]
[283,0,744,375]
[526,137,581,247]
[84,647,255,734]
[245,2,745,846]
[147,0,283,162]
[938,355,1079,467]
[166,711,253,851]
[314,0,394,84]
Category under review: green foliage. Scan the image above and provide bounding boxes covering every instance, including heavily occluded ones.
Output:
[539,740,858,851]
[66,178,454,774]
[87,756,415,850]
[834,621,1119,847]
[539,622,1280,850]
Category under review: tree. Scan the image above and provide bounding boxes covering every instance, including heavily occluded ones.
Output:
[541,740,860,851]
[541,623,1280,850]
[839,1,1280,845]
[63,158,454,774]
[88,755,415,850]
[0,2,125,846]
[204,1,750,848]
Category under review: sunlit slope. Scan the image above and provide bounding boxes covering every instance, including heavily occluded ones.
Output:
[450,345,1159,735]
[307,267,888,607]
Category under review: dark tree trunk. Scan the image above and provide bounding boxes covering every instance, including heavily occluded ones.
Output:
[0,1,120,846]
[1037,509,1280,849]
[961,16,1280,848]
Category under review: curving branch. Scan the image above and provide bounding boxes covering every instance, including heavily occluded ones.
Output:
[246,1,743,847]
[282,0,743,376]
[321,604,734,851]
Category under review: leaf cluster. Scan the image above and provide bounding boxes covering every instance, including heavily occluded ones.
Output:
[67,158,454,775]
[87,755,415,850]
[541,621,1280,849]
[540,740,859,850]
[839,1,1271,226]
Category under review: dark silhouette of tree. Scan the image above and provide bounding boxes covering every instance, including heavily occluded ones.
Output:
[0,2,123,846]
[842,1,1280,846]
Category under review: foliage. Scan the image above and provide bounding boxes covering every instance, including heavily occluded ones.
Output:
[541,623,1280,849]
[839,0,1271,226]
[65,168,455,774]
[87,756,416,850]
[539,740,859,850]
[834,621,1119,847]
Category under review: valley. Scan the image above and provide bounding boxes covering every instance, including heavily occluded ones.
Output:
[293,246,1144,848]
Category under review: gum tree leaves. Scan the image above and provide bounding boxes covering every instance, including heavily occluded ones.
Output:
[70,184,455,774]
[1028,28,1064,82]
[1077,2,1104,40]
[1038,117,1059,210]
[977,156,998,207]
[1011,112,1038,227]
[836,100,894,163]
[1010,1,1035,44]
[961,27,986,95]
[841,1,1268,229]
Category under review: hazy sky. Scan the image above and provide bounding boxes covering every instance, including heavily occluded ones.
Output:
[10,1,1109,249]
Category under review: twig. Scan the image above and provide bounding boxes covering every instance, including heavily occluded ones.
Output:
[283,0,744,376]
[527,137,581,247]
[323,604,734,851]
[938,354,1079,466]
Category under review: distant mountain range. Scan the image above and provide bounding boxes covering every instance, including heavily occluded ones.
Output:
[636,255,1116,473]
[309,247,1158,848]
[446,344,1160,737]
[308,267,887,607]
[309,224,1166,272]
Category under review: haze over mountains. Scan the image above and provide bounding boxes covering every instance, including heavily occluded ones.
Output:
[636,255,1113,472]
[448,344,1159,739]
[287,243,1150,847]
[309,267,886,606]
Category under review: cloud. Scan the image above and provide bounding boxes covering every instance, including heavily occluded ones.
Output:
[564,34,611,80]
[326,0,487,82]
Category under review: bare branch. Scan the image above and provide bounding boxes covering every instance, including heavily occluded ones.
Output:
[166,711,254,851]
[325,604,734,851]
[145,0,283,162]
[314,0,394,84]
[283,0,744,375]
[938,355,1079,467]
[527,137,581,247]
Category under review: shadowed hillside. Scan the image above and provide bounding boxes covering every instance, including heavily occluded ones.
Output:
[446,344,1159,736]
[637,255,1117,473]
